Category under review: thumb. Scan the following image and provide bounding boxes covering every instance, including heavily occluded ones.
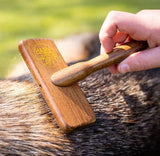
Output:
[118,46,160,73]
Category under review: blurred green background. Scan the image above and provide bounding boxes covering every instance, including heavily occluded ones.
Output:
[0,0,159,78]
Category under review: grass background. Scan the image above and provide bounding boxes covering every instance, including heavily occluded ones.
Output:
[0,0,159,78]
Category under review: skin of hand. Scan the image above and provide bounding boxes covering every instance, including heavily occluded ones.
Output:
[99,10,160,74]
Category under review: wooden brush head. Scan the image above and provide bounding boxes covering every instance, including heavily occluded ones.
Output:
[18,38,96,132]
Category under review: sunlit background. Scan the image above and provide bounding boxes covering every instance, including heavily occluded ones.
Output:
[0,0,159,78]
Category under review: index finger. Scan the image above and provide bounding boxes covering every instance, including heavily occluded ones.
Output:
[99,11,145,52]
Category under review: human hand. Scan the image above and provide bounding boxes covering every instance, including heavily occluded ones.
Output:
[99,10,160,74]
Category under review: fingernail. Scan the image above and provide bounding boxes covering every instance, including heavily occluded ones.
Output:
[118,64,130,73]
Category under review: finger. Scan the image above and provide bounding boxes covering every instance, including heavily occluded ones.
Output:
[100,45,107,54]
[118,46,160,73]
[100,32,128,54]
[113,31,128,44]
[99,11,118,52]
[100,36,115,52]
[108,65,118,74]
[99,11,149,51]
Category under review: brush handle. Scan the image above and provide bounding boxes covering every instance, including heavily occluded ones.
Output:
[51,40,148,87]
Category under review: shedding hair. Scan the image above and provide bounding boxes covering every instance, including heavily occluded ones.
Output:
[0,68,160,155]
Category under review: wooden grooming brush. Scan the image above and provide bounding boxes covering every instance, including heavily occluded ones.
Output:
[51,40,148,87]
[18,38,96,132]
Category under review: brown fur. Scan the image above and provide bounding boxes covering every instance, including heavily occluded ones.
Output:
[0,67,160,155]
[1,33,160,155]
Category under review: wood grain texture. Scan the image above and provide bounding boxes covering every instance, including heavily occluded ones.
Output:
[51,40,148,87]
[18,38,95,132]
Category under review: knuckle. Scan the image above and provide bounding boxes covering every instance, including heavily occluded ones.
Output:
[134,59,145,70]
[107,10,119,19]
[99,33,106,40]
[137,9,148,15]
[129,53,147,71]
[99,33,108,44]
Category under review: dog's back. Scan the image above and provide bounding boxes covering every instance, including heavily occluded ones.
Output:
[0,67,160,155]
